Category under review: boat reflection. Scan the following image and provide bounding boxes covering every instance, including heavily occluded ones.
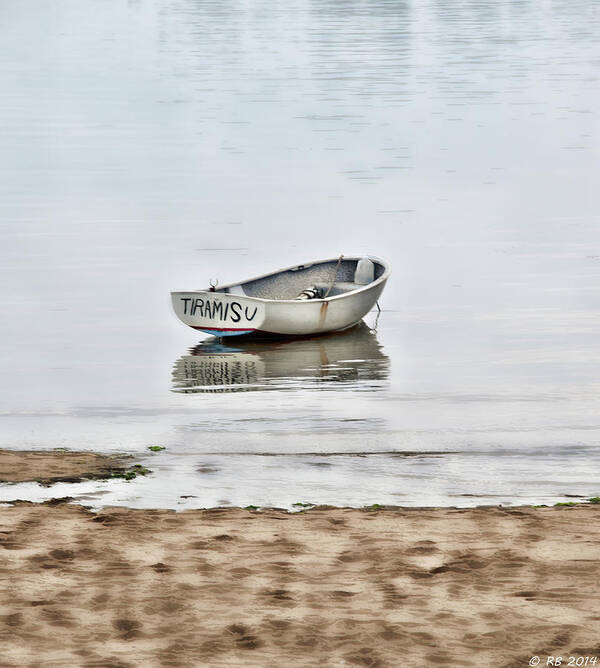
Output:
[172,322,389,393]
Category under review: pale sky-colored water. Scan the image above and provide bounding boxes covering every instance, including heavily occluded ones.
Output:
[1,0,599,508]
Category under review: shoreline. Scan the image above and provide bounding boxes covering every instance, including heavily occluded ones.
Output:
[1,448,598,512]
[2,448,600,665]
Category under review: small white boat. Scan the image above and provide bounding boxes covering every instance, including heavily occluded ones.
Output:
[171,255,390,337]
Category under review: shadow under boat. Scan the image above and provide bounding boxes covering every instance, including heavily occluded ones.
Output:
[171,321,389,393]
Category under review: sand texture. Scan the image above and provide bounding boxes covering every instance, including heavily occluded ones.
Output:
[1,501,599,667]
[0,449,135,485]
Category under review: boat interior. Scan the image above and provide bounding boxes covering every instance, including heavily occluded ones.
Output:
[216,257,386,301]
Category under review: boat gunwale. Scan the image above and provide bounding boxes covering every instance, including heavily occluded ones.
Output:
[171,255,391,304]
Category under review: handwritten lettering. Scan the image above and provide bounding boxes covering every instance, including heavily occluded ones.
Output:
[230,302,242,322]
[192,298,203,316]
[181,297,258,324]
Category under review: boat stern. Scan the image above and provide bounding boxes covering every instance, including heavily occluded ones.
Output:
[171,291,266,336]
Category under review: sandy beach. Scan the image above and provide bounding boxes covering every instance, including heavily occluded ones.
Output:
[1,448,600,667]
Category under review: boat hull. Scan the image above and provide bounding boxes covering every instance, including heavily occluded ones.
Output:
[172,279,386,337]
[171,256,389,337]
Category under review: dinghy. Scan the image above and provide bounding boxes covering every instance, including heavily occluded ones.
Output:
[171,255,390,337]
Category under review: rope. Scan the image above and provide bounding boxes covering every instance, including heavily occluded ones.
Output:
[370,307,381,334]
[324,254,344,298]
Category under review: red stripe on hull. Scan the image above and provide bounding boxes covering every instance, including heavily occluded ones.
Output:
[191,326,257,332]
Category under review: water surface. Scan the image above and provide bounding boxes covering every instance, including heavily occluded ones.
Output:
[1,0,599,508]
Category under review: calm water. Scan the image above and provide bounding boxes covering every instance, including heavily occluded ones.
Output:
[1,0,599,508]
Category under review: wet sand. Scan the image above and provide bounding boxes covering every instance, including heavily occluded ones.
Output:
[1,498,600,667]
[0,448,134,485]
